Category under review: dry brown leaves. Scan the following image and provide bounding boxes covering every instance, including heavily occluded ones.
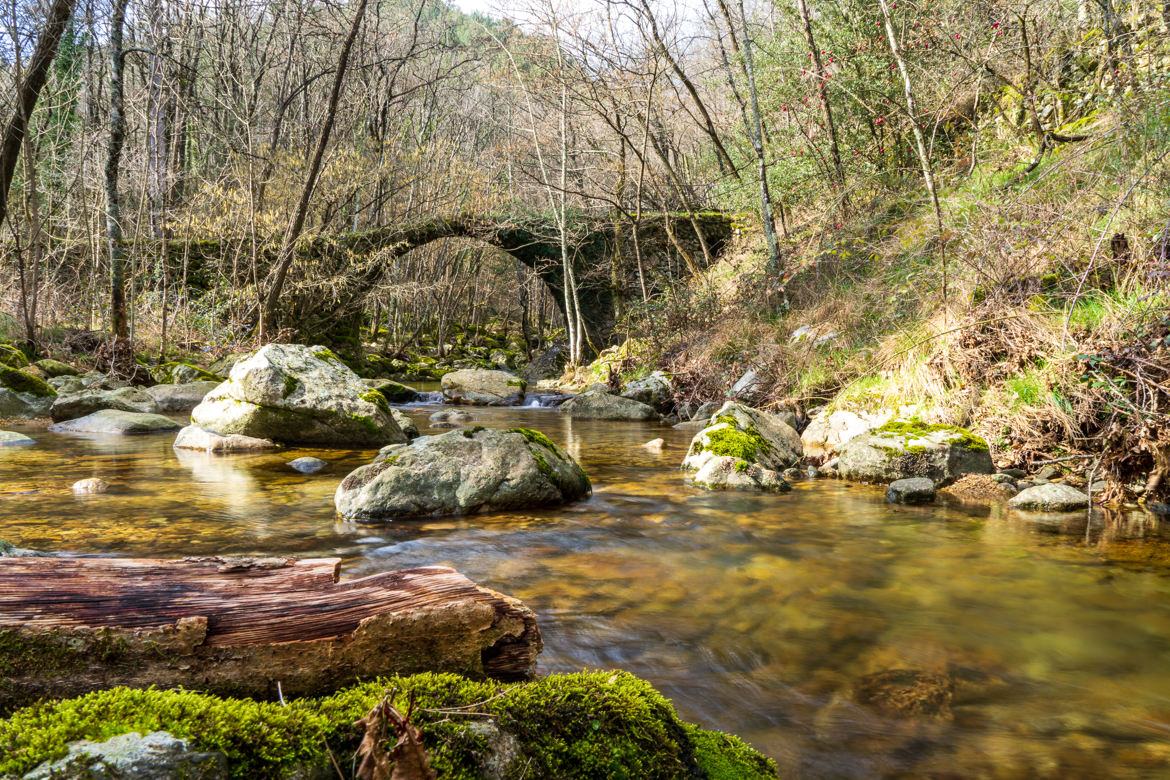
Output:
[353,693,437,780]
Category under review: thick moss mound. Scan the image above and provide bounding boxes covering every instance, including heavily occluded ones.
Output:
[0,365,56,398]
[0,672,775,779]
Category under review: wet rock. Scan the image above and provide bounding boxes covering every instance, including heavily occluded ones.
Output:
[853,668,954,720]
[191,344,405,447]
[620,371,673,412]
[0,538,42,557]
[34,358,79,378]
[782,467,804,481]
[429,410,472,423]
[441,368,526,406]
[806,466,820,479]
[1008,483,1091,512]
[693,456,791,492]
[173,425,278,453]
[682,402,802,480]
[886,477,936,504]
[432,421,460,429]
[51,387,159,421]
[335,427,590,521]
[288,457,328,474]
[72,477,110,494]
[672,419,709,431]
[836,418,992,486]
[0,430,35,446]
[23,731,228,780]
[801,409,890,460]
[391,409,419,439]
[560,390,660,421]
[50,410,182,435]
[145,381,220,412]
[642,438,665,452]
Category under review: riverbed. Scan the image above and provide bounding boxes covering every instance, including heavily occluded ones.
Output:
[2,401,1170,778]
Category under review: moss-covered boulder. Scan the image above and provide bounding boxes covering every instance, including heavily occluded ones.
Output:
[364,377,422,403]
[682,402,801,492]
[190,344,406,447]
[0,344,28,368]
[335,427,590,521]
[0,366,57,419]
[0,672,777,780]
[441,368,526,406]
[836,417,993,486]
[150,361,224,385]
[33,359,79,378]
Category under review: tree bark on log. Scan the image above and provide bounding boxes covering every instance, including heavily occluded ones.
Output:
[0,557,541,713]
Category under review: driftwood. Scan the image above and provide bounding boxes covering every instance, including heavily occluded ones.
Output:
[0,556,541,712]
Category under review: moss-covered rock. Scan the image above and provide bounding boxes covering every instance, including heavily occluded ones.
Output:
[0,345,28,368]
[32,359,79,378]
[150,362,224,385]
[836,417,993,486]
[682,403,801,492]
[364,378,422,403]
[0,366,55,399]
[0,672,777,780]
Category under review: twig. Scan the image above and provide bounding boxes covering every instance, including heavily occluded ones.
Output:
[1031,453,1098,465]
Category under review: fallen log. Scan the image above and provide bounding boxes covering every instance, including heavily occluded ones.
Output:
[0,556,541,712]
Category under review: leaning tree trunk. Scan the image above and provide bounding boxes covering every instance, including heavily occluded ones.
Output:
[0,556,541,712]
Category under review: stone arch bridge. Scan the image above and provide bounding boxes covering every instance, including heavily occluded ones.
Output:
[176,212,735,350]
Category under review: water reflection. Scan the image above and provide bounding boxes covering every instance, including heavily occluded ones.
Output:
[2,406,1170,777]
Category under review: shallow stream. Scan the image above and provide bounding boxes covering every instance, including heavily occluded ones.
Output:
[3,400,1170,777]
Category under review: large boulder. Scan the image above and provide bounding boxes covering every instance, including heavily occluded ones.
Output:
[190,344,405,447]
[335,427,591,521]
[23,731,228,780]
[173,425,278,453]
[48,375,85,394]
[682,402,802,483]
[441,368,526,406]
[51,387,159,421]
[801,409,891,460]
[0,344,28,367]
[620,371,673,413]
[150,361,223,385]
[0,365,57,419]
[145,381,220,412]
[836,418,992,486]
[559,390,660,421]
[49,410,182,435]
[1008,483,1090,512]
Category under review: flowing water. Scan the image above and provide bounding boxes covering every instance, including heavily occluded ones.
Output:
[3,400,1170,778]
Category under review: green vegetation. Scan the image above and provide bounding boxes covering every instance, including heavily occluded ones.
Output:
[873,418,990,454]
[0,365,56,398]
[0,672,776,779]
[694,416,772,463]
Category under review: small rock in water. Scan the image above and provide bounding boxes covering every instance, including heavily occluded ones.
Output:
[72,477,110,494]
[642,438,665,452]
[782,467,804,481]
[886,477,936,504]
[0,430,35,446]
[288,457,328,474]
[432,421,460,429]
[854,668,954,720]
[806,465,820,479]
[1008,483,1090,512]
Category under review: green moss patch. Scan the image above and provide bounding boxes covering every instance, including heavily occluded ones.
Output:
[874,417,989,453]
[0,345,28,368]
[0,672,776,779]
[699,416,772,462]
[0,365,56,398]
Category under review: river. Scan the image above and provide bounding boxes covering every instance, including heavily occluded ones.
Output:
[2,399,1170,778]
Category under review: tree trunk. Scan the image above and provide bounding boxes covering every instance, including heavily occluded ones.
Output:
[0,0,75,228]
[737,0,782,273]
[260,0,371,341]
[0,556,541,712]
[106,0,130,344]
[796,0,848,213]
